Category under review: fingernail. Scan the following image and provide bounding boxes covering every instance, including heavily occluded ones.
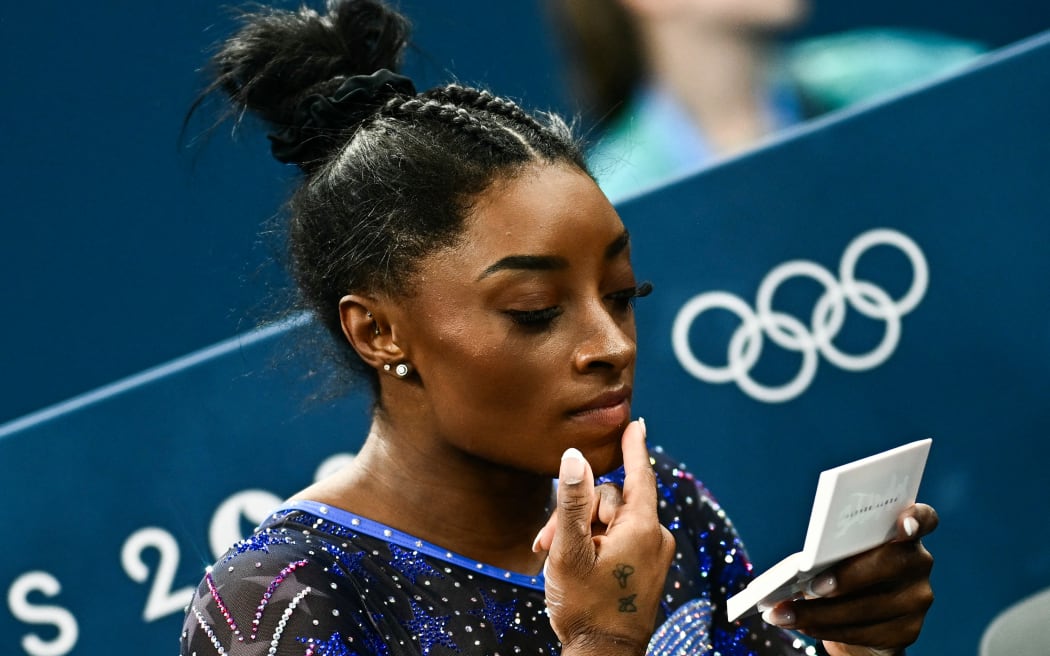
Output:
[903,517,919,537]
[761,606,795,627]
[531,530,544,553]
[560,448,585,485]
[805,573,836,597]
[638,417,647,439]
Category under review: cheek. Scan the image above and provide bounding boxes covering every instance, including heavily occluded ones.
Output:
[420,323,560,408]
[425,337,567,465]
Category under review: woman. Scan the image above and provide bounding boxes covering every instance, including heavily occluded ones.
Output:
[180,1,937,654]
[547,0,982,202]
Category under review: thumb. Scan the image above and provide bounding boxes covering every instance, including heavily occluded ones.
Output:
[548,448,597,575]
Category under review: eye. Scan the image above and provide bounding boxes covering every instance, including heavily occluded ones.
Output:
[503,306,564,328]
[607,281,654,312]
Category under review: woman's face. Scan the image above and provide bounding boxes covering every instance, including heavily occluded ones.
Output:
[392,163,641,477]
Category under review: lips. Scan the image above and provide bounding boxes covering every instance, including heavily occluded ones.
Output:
[569,387,632,416]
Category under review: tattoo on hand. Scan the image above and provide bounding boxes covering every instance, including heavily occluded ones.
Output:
[613,563,635,589]
[618,594,638,613]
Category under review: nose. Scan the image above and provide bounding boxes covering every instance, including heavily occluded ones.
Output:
[572,301,636,374]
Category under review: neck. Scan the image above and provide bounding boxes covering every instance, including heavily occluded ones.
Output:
[295,418,554,575]
[639,20,775,155]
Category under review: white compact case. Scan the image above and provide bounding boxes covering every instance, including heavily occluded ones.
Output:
[726,438,933,623]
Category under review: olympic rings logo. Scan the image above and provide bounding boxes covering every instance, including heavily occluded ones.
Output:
[671,229,928,403]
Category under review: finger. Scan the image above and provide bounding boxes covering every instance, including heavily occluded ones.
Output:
[785,573,934,631]
[549,448,597,573]
[809,538,933,602]
[894,503,939,542]
[594,483,625,527]
[620,418,657,516]
[783,592,929,649]
[534,482,626,553]
[532,511,557,553]
[803,609,926,650]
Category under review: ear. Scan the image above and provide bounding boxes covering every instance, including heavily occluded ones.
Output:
[338,294,405,370]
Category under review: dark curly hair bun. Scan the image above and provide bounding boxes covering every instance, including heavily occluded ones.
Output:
[207,0,412,169]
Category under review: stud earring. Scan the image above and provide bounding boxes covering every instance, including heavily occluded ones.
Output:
[383,362,412,378]
[366,311,380,335]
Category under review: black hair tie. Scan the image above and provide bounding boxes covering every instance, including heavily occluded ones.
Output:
[269,69,417,168]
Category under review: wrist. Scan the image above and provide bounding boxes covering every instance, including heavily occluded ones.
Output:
[561,631,649,656]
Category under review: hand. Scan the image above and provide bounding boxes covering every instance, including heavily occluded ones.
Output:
[535,419,676,656]
[761,504,939,656]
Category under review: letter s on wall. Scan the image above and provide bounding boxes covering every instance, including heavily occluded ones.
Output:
[7,571,79,656]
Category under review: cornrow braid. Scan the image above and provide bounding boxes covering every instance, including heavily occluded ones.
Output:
[421,84,584,165]
[428,85,545,133]
[379,96,521,154]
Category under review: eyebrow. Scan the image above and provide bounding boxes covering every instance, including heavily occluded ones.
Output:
[605,229,630,260]
[477,229,631,280]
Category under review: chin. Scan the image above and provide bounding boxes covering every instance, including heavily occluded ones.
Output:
[583,442,627,478]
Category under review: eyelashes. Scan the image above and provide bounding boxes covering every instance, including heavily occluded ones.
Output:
[503,281,654,328]
[605,280,654,310]
[617,280,654,301]
[504,306,563,326]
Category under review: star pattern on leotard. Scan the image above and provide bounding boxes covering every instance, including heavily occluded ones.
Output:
[388,544,445,585]
[318,541,371,582]
[352,611,391,656]
[221,529,295,563]
[715,622,764,656]
[297,631,356,656]
[471,589,523,640]
[406,599,457,655]
[309,518,360,541]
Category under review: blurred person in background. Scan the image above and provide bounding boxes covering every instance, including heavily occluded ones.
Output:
[547,0,983,202]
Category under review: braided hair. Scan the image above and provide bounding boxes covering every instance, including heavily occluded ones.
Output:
[200,0,589,394]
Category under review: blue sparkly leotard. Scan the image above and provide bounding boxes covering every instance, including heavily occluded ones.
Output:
[181,449,821,655]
